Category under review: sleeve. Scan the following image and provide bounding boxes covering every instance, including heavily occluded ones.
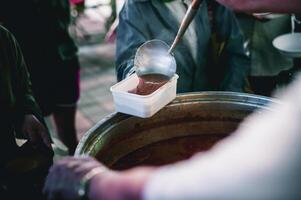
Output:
[115,1,149,81]
[5,29,45,124]
[143,74,301,200]
[217,6,251,92]
[50,0,78,60]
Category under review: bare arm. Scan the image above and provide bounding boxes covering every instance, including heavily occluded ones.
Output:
[88,167,154,200]
[216,0,301,13]
[43,156,153,200]
[44,73,301,200]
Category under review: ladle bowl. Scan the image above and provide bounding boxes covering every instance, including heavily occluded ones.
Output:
[134,39,177,79]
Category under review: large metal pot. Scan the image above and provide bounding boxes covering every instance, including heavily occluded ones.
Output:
[75,92,274,170]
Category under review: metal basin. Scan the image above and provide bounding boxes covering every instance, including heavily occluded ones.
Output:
[75,92,274,170]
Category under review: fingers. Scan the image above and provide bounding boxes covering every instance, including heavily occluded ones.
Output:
[22,115,53,149]
[44,157,72,199]
[43,156,103,200]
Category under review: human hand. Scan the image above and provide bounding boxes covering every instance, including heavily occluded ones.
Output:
[44,156,154,200]
[22,114,52,149]
[43,156,108,200]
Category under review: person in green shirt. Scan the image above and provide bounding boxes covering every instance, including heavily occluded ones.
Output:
[0,25,53,198]
[236,14,294,96]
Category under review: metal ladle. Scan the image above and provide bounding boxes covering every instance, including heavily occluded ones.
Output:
[134,0,202,79]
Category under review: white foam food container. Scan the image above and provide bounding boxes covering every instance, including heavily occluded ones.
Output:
[273,33,301,58]
[110,73,179,118]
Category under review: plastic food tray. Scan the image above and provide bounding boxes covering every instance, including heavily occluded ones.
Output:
[110,73,179,118]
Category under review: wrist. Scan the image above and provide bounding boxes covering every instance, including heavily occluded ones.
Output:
[87,167,155,200]
[78,166,109,200]
[87,170,119,200]
[120,167,156,200]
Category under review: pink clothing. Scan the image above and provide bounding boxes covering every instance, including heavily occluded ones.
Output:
[70,0,84,5]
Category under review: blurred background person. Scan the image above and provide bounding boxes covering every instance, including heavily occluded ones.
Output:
[116,0,250,93]
[0,25,53,199]
[0,0,81,154]
[236,14,297,96]
[215,0,301,13]
[43,2,301,200]
[44,71,301,200]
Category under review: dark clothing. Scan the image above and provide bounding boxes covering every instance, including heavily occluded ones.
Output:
[237,14,293,77]
[116,0,250,93]
[0,26,53,199]
[31,55,80,115]
[0,0,80,115]
[236,14,301,96]
[248,76,277,96]
[0,0,78,61]
[0,26,43,158]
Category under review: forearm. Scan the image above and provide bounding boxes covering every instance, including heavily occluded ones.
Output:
[248,0,301,13]
[143,74,301,200]
[88,167,155,200]
[216,0,301,13]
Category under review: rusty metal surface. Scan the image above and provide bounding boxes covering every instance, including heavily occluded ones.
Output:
[75,92,275,169]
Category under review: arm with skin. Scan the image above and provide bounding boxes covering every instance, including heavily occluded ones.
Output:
[90,73,301,200]
[216,0,301,13]
[44,73,301,200]
[43,156,155,200]
[88,167,155,200]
